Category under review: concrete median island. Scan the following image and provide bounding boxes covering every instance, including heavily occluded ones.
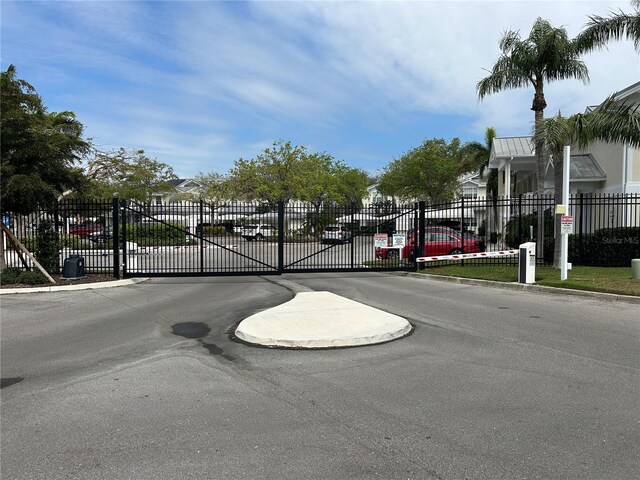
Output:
[234,291,413,349]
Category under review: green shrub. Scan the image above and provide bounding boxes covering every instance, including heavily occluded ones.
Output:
[0,267,22,285]
[199,225,227,236]
[61,234,94,249]
[571,227,640,267]
[504,212,554,249]
[125,223,193,246]
[478,220,486,237]
[18,235,37,251]
[16,270,48,285]
[36,221,61,274]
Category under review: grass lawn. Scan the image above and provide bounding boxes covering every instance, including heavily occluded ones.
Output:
[419,264,640,297]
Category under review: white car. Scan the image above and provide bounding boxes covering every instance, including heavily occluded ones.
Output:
[241,224,277,241]
[321,224,352,244]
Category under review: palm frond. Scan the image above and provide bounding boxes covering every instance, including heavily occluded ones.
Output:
[586,96,640,148]
[575,8,640,52]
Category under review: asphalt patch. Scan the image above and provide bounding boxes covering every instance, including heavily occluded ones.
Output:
[171,322,211,339]
[1,377,24,389]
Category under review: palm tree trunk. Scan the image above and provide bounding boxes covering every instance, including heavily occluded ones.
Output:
[534,107,547,262]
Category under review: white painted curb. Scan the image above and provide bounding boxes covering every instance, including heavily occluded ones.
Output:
[0,278,148,295]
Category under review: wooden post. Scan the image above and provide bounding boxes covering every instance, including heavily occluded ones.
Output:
[1,223,56,284]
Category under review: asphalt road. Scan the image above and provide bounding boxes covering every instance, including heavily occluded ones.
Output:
[1,273,638,480]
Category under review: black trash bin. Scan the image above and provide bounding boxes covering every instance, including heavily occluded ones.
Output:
[62,255,85,279]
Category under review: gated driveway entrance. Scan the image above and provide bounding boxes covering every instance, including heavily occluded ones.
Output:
[118,200,424,277]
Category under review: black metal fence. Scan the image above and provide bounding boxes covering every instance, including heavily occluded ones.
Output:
[2,198,116,276]
[2,193,638,278]
[118,200,419,276]
[424,193,640,267]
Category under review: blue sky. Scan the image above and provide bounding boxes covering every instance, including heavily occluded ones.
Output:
[2,1,638,178]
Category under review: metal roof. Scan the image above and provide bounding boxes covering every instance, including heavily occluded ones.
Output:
[491,136,535,158]
[570,154,606,181]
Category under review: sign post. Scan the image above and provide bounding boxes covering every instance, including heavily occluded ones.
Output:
[561,145,571,281]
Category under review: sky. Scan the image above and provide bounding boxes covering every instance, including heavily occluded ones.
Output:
[2,1,639,179]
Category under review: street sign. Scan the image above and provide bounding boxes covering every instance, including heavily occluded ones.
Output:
[560,215,573,234]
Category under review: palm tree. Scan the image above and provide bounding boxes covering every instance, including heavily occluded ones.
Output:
[535,93,640,266]
[477,18,590,197]
[461,127,497,190]
[461,127,499,235]
[575,0,640,52]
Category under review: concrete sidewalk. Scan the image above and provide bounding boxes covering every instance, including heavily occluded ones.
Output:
[234,291,413,349]
[0,278,147,294]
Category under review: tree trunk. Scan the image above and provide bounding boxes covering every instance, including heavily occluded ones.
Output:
[534,105,546,262]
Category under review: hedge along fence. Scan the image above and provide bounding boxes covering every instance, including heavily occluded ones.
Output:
[124,223,198,247]
[570,227,640,267]
[501,215,639,267]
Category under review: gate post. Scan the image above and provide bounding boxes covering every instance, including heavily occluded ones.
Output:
[278,201,285,274]
[121,199,128,278]
[199,199,204,273]
[460,196,465,266]
[418,201,425,270]
[112,195,120,279]
[350,202,356,269]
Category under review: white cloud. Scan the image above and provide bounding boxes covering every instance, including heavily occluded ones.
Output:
[2,0,637,176]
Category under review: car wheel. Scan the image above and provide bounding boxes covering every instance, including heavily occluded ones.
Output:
[449,248,463,255]
[245,237,253,242]
[255,234,263,241]
[387,250,399,259]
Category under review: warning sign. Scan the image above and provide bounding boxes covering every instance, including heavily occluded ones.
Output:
[374,234,388,248]
[560,215,573,234]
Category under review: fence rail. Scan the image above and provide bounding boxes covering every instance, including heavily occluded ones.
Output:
[2,193,638,278]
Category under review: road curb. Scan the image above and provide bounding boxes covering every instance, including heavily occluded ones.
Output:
[400,272,640,305]
[0,278,149,295]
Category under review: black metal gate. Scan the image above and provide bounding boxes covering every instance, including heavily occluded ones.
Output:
[117,200,421,278]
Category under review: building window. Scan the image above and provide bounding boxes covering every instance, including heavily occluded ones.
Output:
[462,186,478,199]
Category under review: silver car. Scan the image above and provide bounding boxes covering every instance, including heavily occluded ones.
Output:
[321,225,352,244]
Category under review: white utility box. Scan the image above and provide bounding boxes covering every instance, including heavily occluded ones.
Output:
[518,242,536,284]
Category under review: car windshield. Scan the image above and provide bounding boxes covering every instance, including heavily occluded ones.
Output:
[325,226,340,231]
[245,225,257,229]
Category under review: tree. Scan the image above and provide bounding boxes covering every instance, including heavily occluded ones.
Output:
[195,172,228,201]
[85,148,177,203]
[220,140,368,210]
[223,140,306,208]
[332,164,369,208]
[477,18,589,197]
[1,65,90,270]
[575,0,640,52]
[535,93,640,266]
[1,65,91,214]
[460,126,498,196]
[377,138,473,205]
[460,127,500,233]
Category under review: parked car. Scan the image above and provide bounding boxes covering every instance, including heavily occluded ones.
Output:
[411,226,486,253]
[321,225,352,244]
[241,224,277,241]
[69,222,103,237]
[376,231,484,260]
[87,227,113,244]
